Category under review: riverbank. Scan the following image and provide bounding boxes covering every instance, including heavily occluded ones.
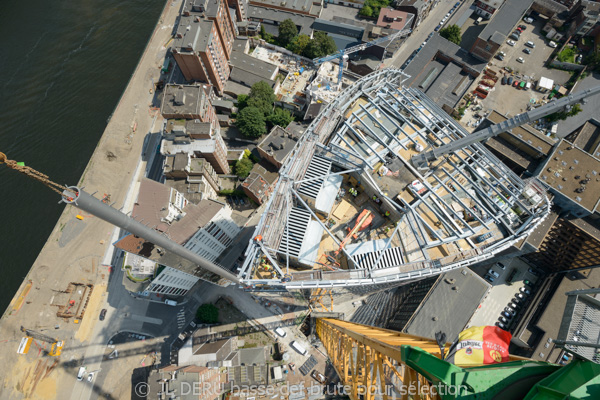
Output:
[0,1,181,398]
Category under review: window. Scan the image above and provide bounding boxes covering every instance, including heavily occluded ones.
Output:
[485,44,492,52]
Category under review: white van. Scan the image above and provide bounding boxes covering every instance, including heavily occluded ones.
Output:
[165,299,177,306]
[274,327,287,337]
[290,341,308,355]
[475,17,483,25]
[77,366,87,381]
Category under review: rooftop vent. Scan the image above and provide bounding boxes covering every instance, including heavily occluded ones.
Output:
[576,196,583,202]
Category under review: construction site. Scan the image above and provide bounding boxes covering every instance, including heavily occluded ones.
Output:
[239,68,553,300]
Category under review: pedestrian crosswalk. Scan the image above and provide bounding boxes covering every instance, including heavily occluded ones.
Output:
[176,308,186,329]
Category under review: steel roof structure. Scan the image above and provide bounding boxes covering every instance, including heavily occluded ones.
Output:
[239,69,552,290]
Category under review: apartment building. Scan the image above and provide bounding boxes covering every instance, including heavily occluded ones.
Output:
[172,14,231,94]
[162,119,230,174]
[132,179,240,263]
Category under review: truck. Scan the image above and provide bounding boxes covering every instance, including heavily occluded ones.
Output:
[290,341,308,355]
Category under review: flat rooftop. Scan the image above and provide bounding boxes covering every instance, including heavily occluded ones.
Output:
[161,84,211,118]
[538,140,600,213]
[403,267,490,341]
[477,0,533,44]
[238,69,552,289]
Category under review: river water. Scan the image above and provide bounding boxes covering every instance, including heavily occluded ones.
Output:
[0,0,166,313]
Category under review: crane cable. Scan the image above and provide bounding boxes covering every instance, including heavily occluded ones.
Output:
[0,152,67,195]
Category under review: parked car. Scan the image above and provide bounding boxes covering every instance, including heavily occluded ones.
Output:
[510,32,520,40]
[499,316,509,324]
[508,302,519,310]
[488,269,500,278]
[507,76,514,85]
[524,48,532,54]
[512,297,523,305]
[99,309,107,321]
[516,57,525,63]
[513,80,520,87]
[497,262,506,270]
[496,51,506,61]
[496,321,508,330]
[274,327,287,337]
[507,40,516,46]
[520,287,531,295]
[501,76,507,85]
[518,24,527,30]
[525,41,536,48]
[501,311,513,319]
[523,17,534,23]
[455,1,460,6]
[549,41,558,48]
[516,293,526,300]
[576,54,583,63]
[528,267,541,276]
[435,25,442,32]
[484,274,495,283]
[505,307,516,315]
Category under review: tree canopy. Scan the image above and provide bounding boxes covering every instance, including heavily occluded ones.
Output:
[236,94,249,110]
[303,31,337,59]
[546,103,582,123]
[267,107,293,128]
[359,0,391,19]
[196,304,219,324]
[248,81,276,115]
[439,25,462,45]
[288,34,311,56]
[237,106,267,138]
[235,157,254,179]
[278,19,298,47]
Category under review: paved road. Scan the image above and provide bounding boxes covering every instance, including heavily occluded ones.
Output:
[385,0,466,69]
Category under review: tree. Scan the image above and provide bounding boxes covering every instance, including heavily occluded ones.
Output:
[267,107,293,128]
[303,32,337,59]
[237,106,267,138]
[288,34,311,55]
[250,81,275,103]
[196,304,219,324]
[248,81,275,115]
[546,103,583,123]
[235,157,254,179]
[359,5,373,17]
[278,19,298,47]
[260,25,274,43]
[439,25,462,45]
[236,94,249,111]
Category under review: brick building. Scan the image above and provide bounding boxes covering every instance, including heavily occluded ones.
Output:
[242,164,278,204]
[172,10,233,94]
[161,84,218,124]
[470,0,533,62]
[474,0,505,19]
[183,0,236,59]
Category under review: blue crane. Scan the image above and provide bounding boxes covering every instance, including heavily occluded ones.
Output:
[312,14,414,85]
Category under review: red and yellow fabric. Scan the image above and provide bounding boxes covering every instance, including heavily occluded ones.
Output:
[454,326,512,366]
